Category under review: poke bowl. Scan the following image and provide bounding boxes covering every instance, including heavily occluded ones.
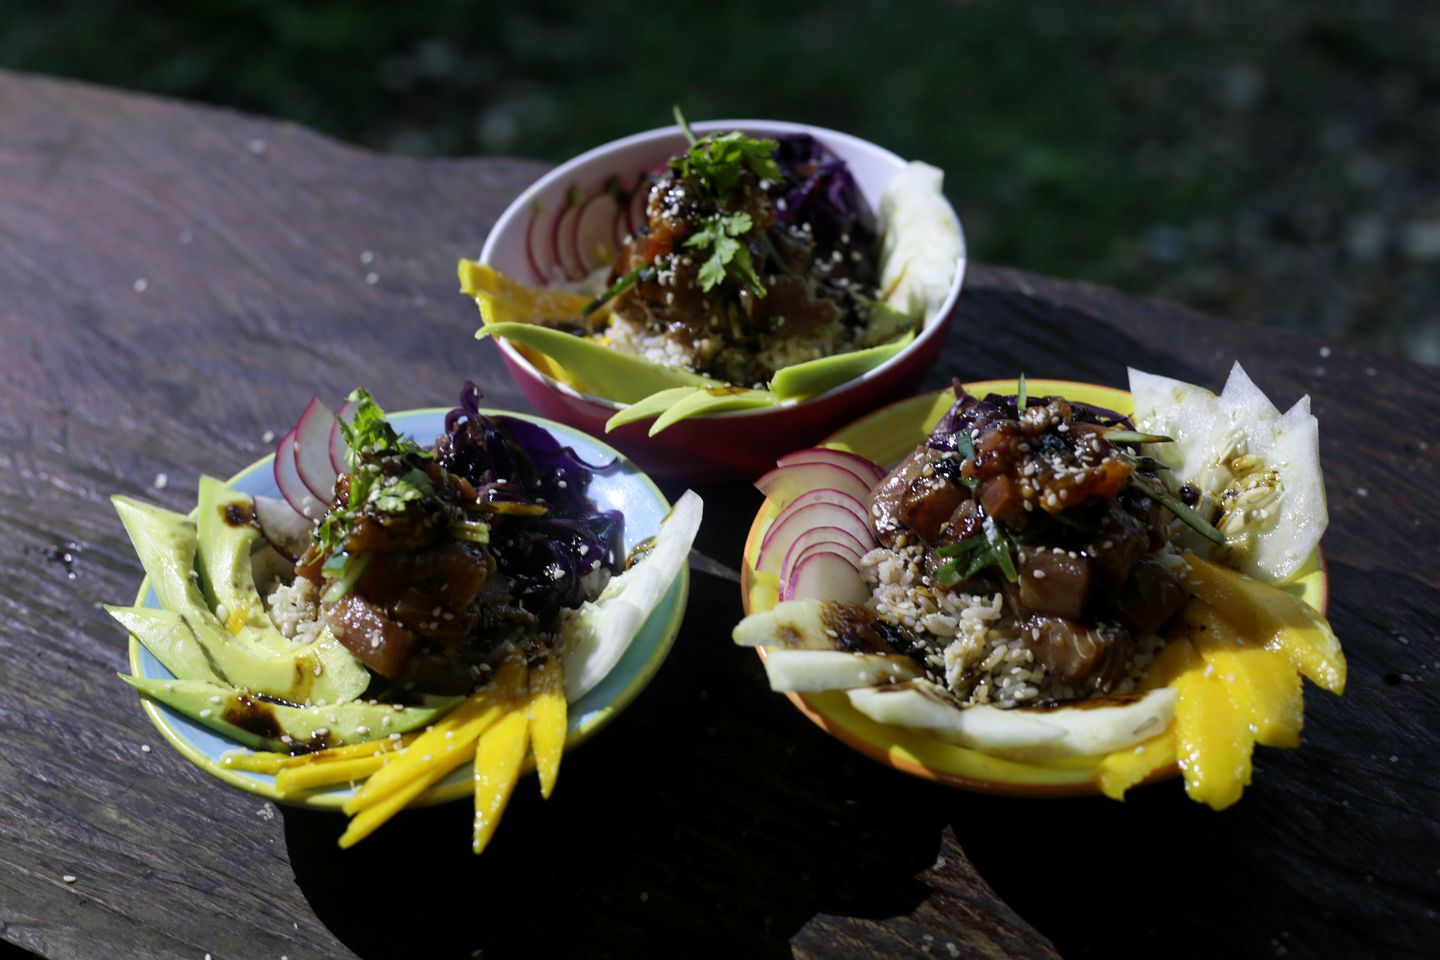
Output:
[736,373,1341,806]
[469,118,967,481]
[113,385,700,852]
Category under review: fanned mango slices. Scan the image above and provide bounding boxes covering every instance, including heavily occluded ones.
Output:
[1183,600,1304,749]
[1096,731,1177,801]
[1183,555,1345,694]
[1148,636,1256,811]
[472,701,532,854]
[528,656,566,800]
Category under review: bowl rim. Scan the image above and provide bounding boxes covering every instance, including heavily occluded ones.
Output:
[125,406,690,810]
[739,378,1331,796]
[477,118,968,420]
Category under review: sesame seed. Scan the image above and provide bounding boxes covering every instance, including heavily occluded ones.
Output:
[62,875,77,884]
[133,278,149,294]
[365,271,379,285]
[140,744,151,753]
[360,250,374,264]
[152,472,169,490]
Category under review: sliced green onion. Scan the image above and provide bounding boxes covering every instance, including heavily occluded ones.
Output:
[936,535,987,559]
[321,551,374,604]
[1127,475,1225,547]
[673,104,698,146]
[983,516,1019,582]
[955,432,975,460]
[582,259,662,317]
[1106,430,1174,445]
[1016,373,1027,413]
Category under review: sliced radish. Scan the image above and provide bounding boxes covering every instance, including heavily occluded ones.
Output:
[759,490,872,565]
[781,550,869,604]
[293,399,340,503]
[525,202,554,284]
[553,188,586,281]
[756,461,873,511]
[574,192,622,274]
[328,398,359,474]
[626,172,651,237]
[254,493,313,560]
[760,650,921,692]
[275,430,324,520]
[780,534,866,590]
[759,505,873,576]
[777,448,885,484]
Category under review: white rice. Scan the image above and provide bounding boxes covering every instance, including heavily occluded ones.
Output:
[859,543,1163,708]
[264,575,323,645]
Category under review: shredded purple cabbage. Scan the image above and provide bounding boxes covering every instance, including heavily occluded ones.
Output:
[927,380,1134,452]
[437,382,624,615]
[771,134,876,247]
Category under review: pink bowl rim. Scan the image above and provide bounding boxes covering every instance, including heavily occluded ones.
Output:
[476,119,968,421]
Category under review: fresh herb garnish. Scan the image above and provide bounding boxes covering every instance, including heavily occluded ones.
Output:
[1127,474,1226,547]
[1016,373,1028,413]
[1106,430,1174,445]
[667,108,781,200]
[581,258,664,317]
[321,552,373,604]
[934,518,1019,587]
[338,389,430,470]
[316,390,435,557]
[686,211,765,295]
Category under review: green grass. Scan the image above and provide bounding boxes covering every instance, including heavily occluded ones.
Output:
[3,1,1434,360]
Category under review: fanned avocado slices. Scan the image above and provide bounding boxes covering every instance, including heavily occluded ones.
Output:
[120,675,460,752]
[112,491,370,706]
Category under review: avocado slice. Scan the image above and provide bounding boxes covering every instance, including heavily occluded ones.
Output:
[120,674,461,753]
[112,493,370,705]
[109,606,369,706]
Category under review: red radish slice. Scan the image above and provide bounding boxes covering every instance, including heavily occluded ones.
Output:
[777,448,886,484]
[254,493,313,560]
[524,204,550,284]
[574,193,621,275]
[612,187,632,251]
[756,461,873,511]
[759,489,872,560]
[778,530,868,587]
[781,550,869,604]
[275,430,324,520]
[293,399,340,502]
[758,502,874,575]
[627,173,650,237]
[329,398,359,474]
[553,188,586,281]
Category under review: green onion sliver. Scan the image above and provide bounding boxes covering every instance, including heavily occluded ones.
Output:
[1127,475,1225,547]
[322,551,374,604]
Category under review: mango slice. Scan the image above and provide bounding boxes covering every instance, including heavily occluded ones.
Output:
[528,656,566,800]
[1096,731,1177,801]
[276,753,388,793]
[341,655,523,818]
[459,260,592,326]
[1184,601,1304,748]
[1148,636,1254,811]
[473,666,533,854]
[1183,555,1345,694]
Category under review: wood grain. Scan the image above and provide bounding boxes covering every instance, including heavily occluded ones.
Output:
[0,69,1435,959]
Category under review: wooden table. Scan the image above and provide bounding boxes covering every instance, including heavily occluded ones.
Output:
[1,70,1436,960]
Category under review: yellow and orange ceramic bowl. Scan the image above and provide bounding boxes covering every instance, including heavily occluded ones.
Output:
[740,378,1329,796]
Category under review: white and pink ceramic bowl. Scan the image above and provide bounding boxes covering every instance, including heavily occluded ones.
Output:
[478,120,967,482]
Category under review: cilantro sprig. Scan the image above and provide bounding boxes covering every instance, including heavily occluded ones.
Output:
[314,390,435,561]
[686,211,765,295]
[669,106,781,201]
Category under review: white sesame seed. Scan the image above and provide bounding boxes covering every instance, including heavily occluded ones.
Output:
[365,271,379,285]
[152,472,169,490]
[62,874,77,884]
[1356,486,1369,497]
[360,250,374,264]
[179,230,194,244]
[140,744,151,753]
[247,138,268,155]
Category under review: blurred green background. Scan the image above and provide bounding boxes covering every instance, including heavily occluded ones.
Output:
[4,0,1436,362]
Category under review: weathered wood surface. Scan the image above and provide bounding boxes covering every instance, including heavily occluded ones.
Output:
[0,69,1435,960]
